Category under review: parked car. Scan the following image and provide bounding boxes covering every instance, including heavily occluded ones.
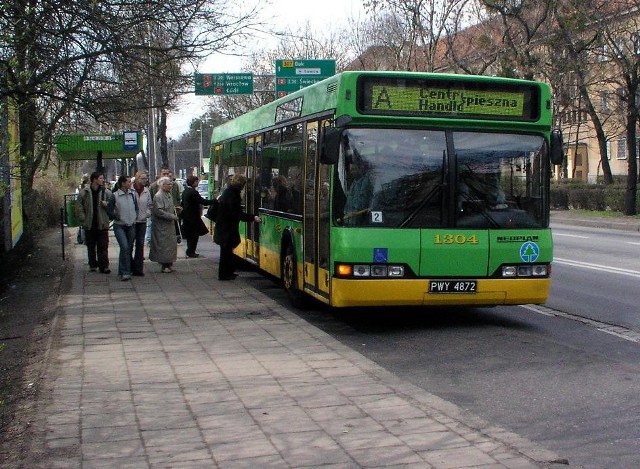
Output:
[196,180,209,199]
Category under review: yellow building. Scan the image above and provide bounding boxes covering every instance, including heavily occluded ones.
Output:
[348,1,639,184]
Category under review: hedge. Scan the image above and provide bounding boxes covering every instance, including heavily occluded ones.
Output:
[550,182,640,211]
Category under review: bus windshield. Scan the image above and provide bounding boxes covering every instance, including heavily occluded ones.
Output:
[333,128,547,229]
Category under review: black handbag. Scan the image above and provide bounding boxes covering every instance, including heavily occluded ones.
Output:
[205,198,218,221]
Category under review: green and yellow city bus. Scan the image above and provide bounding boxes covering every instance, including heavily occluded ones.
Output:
[210,71,563,308]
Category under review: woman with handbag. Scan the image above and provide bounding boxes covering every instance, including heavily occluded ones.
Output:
[181,175,214,258]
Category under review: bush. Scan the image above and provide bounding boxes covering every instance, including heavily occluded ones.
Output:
[550,185,569,209]
[604,186,626,212]
[22,174,68,232]
[571,186,606,210]
[551,180,640,212]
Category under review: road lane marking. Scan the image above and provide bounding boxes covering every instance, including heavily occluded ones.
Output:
[554,257,640,278]
[552,233,589,238]
[521,304,640,344]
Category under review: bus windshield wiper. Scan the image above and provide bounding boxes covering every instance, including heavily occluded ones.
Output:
[399,183,442,228]
[458,189,501,228]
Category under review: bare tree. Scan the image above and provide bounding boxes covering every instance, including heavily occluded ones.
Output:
[480,0,555,79]
[0,0,263,196]
[593,1,640,214]
[440,1,501,75]
[346,11,418,70]
[364,0,472,71]
[549,0,616,185]
[208,25,354,119]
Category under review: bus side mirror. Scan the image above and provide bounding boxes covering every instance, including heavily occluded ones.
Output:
[320,128,341,164]
[550,129,564,165]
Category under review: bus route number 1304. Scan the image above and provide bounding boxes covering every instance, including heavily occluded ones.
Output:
[434,234,479,244]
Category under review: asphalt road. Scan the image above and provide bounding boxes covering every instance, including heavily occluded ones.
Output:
[248,221,640,469]
[550,224,640,329]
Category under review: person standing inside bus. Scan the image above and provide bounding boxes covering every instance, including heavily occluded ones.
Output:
[214,174,261,280]
[342,158,374,225]
[271,175,293,212]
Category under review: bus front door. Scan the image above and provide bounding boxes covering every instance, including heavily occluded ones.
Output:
[246,136,261,263]
[303,121,331,299]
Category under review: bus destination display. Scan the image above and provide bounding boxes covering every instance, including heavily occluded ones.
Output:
[359,77,538,121]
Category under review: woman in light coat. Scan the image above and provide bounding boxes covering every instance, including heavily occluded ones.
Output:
[149,176,180,273]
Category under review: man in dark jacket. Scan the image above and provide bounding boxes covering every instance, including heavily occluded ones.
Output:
[181,175,214,258]
[77,171,112,273]
[213,174,261,280]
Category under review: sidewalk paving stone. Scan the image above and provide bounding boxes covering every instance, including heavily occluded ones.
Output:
[18,229,577,468]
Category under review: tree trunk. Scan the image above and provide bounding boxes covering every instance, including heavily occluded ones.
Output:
[582,92,614,184]
[158,108,168,168]
[18,96,38,195]
[624,93,638,215]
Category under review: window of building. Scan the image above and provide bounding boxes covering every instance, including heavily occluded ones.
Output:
[614,37,626,58]
[600,91,609,111]
[617,137,627,160]
[598,44,609,62]
[633,32,640,56]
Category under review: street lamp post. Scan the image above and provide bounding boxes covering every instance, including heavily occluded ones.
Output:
[198,121,203,178]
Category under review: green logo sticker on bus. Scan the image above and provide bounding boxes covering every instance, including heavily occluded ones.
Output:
[519,241,540,263]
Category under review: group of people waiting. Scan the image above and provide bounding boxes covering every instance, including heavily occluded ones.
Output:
[76,168,260,281]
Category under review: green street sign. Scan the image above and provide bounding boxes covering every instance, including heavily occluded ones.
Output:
[55,132,141,161]
[194,73,254,95]
[275,59,336,97]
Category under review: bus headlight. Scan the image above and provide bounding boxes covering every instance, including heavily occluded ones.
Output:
[532,265,548,276]
[353,265,370,277]
[336,263,406,278]
[501,264,548,277]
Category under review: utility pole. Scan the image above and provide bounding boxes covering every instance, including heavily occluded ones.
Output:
[198,121,203,178]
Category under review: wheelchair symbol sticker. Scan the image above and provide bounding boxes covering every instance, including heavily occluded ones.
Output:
[373,248,388,263]
[520,242,540,263]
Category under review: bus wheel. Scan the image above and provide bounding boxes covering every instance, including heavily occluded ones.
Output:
[282,243,306,308]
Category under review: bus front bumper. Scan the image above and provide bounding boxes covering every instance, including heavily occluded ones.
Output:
[329,278,551,308]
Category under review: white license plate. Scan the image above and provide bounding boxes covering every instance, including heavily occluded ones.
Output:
[428,280,477,293]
